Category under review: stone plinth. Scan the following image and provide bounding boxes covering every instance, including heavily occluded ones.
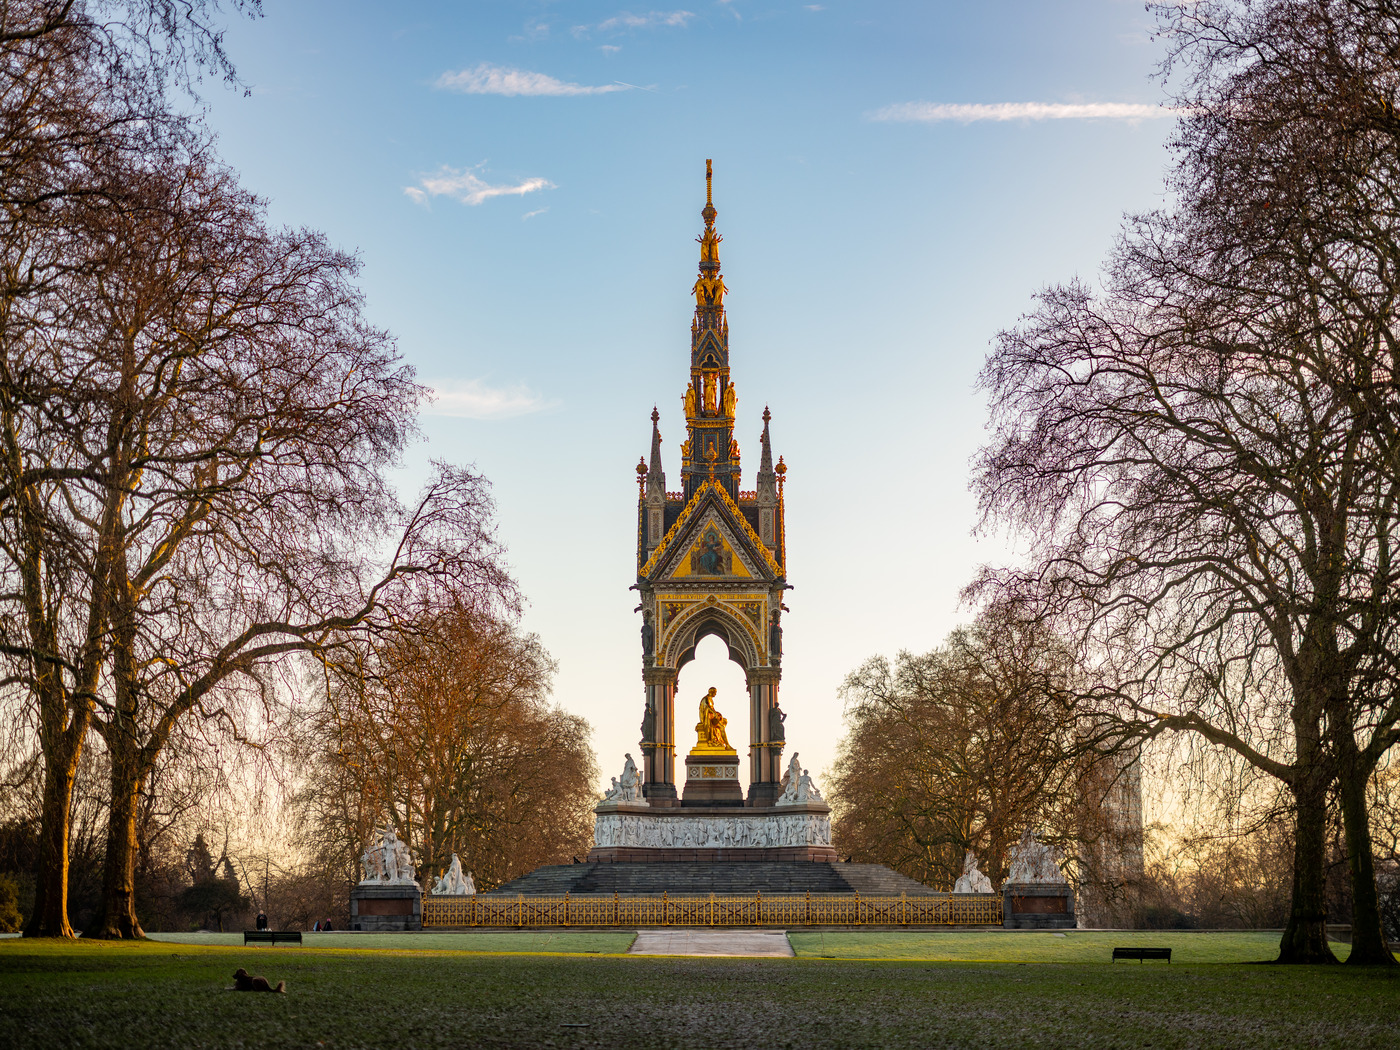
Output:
[350,883,422,932]
[1001,882,1075,929]
[682,751,744,806]
[588,801,836,862]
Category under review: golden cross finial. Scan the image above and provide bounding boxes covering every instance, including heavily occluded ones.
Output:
[706,159,713,207]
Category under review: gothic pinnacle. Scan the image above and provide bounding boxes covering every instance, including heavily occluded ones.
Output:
[646,407,666,498]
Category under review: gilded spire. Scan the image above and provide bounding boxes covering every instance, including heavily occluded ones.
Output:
[693,159,726,315]
[682,160,735,501]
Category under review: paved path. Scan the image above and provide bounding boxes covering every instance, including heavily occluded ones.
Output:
[629,929,794,957]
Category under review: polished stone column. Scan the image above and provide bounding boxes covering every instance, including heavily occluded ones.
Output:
[641,666,678,806]
[746,666,783,806]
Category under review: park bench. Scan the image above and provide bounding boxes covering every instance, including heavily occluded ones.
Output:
[242,930,303,946]
[1111,946,1171,963]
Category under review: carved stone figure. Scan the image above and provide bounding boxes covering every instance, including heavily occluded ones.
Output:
[769,611,782,658]
[601,752,647,805]
[392,836,414,883]
[684,386,696,417]
[723,382,736,417]
[776,756,823,806]
[768,700,786,744]
[431,852,475,896]
[358,826,418,886]
[1006,828,1066,884]
[641,612,654,656]
[641,700,655,743]
[694,687,733,750]
[952,851,994,894]
[703,372,717,415]
[777,752,801,799]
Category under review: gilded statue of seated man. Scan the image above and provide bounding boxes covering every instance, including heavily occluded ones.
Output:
[695,686,733,751]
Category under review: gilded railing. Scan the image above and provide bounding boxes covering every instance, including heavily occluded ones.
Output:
[422,893,1002,928]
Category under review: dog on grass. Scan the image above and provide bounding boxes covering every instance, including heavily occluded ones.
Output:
[232,967,285,993]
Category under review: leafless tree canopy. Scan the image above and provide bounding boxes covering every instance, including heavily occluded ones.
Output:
[299,599,597,894]
[973,0,1400,963]
[829,611,1112,892]
[0,1,528,938]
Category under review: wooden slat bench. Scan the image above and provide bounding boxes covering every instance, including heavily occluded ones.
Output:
[1111,946,1171,963]
[242,930,303,946]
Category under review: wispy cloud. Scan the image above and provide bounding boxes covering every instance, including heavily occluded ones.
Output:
[573,9,694,36]
[871,101,1169,123]
[522,207,549,221]
[436,63,630,96]
[405,167,555,206]
[598,10,694,30]
[426,379,556,420]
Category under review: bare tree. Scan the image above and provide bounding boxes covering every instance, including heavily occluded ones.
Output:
[304,598,597,893]
[1148,0,1400,964]
[974,0,1400,965]
[0,0,258,939]
[0,120,512,939]
[828,610,1095,890]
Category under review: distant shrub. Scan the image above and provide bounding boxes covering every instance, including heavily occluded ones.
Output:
[0,873,23,932]
[1137,905,1198,930]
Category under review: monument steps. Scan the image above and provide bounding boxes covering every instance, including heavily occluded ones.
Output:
[485,861,936,897]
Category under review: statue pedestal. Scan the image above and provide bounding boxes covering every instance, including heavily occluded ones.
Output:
[681,750,744,806]
[588,800,836,862]
[350,883,422,932]
[1001,882,1075,929]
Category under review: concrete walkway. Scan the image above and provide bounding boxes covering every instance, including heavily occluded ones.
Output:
[628,929,794,957]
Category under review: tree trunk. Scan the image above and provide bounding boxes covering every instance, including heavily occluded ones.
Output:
[1336,745,1396,965]
[1277,768,1338,963]
[23,754,78,938]
[85,742,145,940]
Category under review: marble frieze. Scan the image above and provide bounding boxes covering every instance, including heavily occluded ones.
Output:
[592,807,831,850]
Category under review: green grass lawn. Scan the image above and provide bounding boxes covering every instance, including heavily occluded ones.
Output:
[787,929,1304,963]
[3,936,1399,1049]
[148,930,638,954]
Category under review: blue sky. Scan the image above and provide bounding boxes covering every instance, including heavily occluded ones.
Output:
[202,1,1177,789]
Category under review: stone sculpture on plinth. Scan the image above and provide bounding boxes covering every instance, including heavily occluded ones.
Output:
[681,687,744,806]
[350,826,422,931]
[359,826,417,886]
[1006,827,1065,884]
[1002,828,1074,929]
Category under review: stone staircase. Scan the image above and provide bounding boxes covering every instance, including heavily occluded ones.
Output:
[485,861,937,897]
[836,864,944,896]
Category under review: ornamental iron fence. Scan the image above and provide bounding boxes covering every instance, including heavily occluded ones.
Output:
[422,892,1002,928]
